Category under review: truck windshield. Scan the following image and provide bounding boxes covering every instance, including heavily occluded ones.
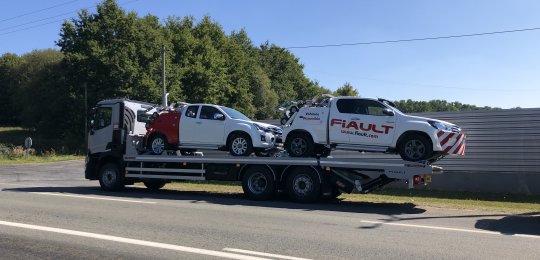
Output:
[220,107,251,121]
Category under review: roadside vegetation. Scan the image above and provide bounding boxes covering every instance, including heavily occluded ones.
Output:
[0,127,83,164]
[158,181,540,213]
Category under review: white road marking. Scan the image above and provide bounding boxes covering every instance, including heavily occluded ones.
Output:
[34,192,156,204]
[0,220,270,260]
[360,220,540,239]
[223,248,312,260]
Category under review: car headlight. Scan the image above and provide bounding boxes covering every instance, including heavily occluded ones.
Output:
[254,123,269,132]
[428,120,456,131]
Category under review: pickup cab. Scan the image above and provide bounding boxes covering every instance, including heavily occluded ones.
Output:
[144,103,282,156]
[282,96,465,162]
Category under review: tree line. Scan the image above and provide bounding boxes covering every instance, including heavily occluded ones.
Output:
[0,0,495,151]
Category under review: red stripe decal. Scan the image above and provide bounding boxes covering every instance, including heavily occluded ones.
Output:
[443,146,452,153]
[440,133,455,146]
[437,131,445,138]
[453,143,464,154]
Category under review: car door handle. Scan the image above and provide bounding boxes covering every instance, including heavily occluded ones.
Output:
[351,117,361,120]
[195,121,202,125]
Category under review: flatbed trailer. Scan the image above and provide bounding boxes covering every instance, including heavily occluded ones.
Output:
[85,98,443,202]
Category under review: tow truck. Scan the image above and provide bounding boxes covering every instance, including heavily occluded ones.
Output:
[85,98,443,202]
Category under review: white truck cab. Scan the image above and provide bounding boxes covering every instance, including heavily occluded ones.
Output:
[282,96,466,162]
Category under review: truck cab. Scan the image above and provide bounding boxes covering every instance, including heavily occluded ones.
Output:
[282,96,466,162]
[86,99,155,181]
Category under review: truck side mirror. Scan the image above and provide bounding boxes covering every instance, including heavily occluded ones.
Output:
[89,119,95,129]
[213,113,225,120]
[383,108,395,116]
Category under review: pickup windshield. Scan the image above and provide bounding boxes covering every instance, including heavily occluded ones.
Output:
[220,106,251,121]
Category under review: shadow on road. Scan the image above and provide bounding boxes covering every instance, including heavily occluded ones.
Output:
[475,212,540,236]
[3,185,426,216]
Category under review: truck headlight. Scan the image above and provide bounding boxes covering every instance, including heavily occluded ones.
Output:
[428,120,455,131]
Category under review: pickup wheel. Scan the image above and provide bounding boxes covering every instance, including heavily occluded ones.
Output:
[286,133,315,157]
[143,180,167,191]
[398,134,433,162]
[286,167,321,202]
[228,133,253,156]
[242,166,275,200]
[98,163,124,191]
[149,134,168,155]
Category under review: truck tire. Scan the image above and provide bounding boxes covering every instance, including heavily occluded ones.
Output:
[149,134,168,155]
[290,106,298,114]
[98,163,124,191]
[143,180,167,190]
[398,134,433,162]
[242,166,275,200]
[280,117,288,126]
[286,167,321,202]
[228,133,253,156]
[286,133,315,157]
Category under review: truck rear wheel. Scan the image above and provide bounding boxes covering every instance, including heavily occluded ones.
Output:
[398,134,433,162]
[242,166,275,200]
[143,180,167,190]
[286,167,321,202]
[286,133,315,157]
[98,163,124,191]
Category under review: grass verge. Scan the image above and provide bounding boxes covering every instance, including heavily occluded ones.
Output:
[0,155,84,165]
[0,127,83,164]
[158,181,539,213]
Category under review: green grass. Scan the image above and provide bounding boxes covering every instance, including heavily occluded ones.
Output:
[0,155,84,165]
[159,181,540,213]
[0,127,83,164]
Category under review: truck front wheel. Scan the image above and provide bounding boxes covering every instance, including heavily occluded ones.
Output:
[398,134,433,162]
[286,133,315,157]
[98,163,124,191]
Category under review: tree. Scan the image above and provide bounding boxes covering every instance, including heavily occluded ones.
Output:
[0,53,22,125]
[334,82,359,96]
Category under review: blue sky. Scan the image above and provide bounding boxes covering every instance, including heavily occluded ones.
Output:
[1,0,539,108]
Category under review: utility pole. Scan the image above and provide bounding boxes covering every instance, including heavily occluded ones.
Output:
[84,82,88,150]
[161,45,168,107]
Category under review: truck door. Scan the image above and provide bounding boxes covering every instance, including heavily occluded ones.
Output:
[179,105,200,144]
[348,99,396,146]
[196,105,226,145]
[329,99,353,143]
[88,105,115,154]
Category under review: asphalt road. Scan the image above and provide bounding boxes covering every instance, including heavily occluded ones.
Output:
[1,160,539,260]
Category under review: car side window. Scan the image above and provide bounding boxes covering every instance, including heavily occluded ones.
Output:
[360,100,388,116]
[95,107,112,130]
[185,105,199,118]
[200,106,223,120]
[336,99,357,114]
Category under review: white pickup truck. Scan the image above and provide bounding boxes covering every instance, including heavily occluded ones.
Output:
[142,103,282,156]
[282,96,466,162]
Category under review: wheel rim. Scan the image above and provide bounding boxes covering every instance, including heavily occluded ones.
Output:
[231,137,248,155]
[293,174,313,196]
[247,172,267,194]
[404,139,426,160]
[152,137,165,154]
[290,137,307,155]
[102,168,117,187]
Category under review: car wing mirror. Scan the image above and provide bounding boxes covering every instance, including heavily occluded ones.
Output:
[213,113,225,120]
[383,108,395,116]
